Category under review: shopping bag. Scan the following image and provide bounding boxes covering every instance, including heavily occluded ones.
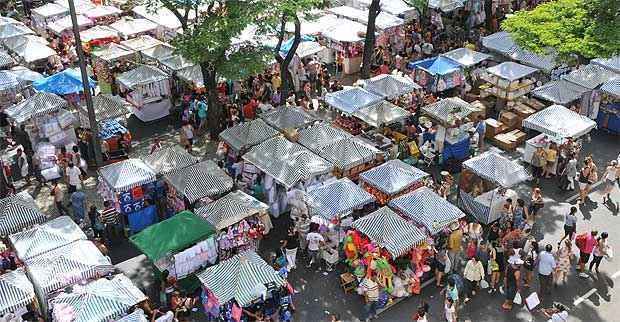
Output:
[606,246,614,262]
[525,292,540,311]
[480,279,489,289]
[513,292,522,305]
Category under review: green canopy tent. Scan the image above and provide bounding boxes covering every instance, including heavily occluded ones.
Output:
[130,211,217,290]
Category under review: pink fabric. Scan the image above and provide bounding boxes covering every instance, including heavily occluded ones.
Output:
[583,235,598,253]
[231,303,242,322]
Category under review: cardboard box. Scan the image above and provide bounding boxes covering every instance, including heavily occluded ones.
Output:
[469,100,487,121]
[493,129,526,151]
[512,103,536,119]
[485,118,505,139]
[524,97,546,110]
[505,129,527,145]
[500,111,520,130]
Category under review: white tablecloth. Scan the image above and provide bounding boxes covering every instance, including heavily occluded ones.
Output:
[475,188,517,222]
[131,99,171,122]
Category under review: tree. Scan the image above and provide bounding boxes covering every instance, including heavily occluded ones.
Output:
[501,0,620,61]
[361,0,381,79]
[147,0,272,137]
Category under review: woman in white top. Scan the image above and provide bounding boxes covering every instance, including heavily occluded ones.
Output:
[445,297,457,322]
[602,160,618,203]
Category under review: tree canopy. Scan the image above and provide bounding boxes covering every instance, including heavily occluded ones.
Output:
[501,0,620,60]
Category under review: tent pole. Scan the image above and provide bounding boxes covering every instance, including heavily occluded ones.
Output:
[68,0,103,167]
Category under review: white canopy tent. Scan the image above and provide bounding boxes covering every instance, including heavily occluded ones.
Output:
[110,18,159,40]
[522,104,597,140]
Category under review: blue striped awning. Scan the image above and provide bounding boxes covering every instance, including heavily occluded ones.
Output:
[9,216,86,261]
[99,159,157,192]
[0,191,47,237]
[462,151,530,187]
[306,178,376,220]
[0,268,35,316]
[360,159,429,195]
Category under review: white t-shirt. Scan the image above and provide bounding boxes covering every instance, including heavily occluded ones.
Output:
[306,232,324,251]
[548,311,568,322]
[183,125,194,140]
[66,166,81,186]
[445,303,456,322]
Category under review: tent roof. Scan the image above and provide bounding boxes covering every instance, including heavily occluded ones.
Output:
[428,0,465,12]
[522,104,597,139]
[110,18,158,38]
[352,207,426,258]
[462,151,531,187]
[141,145,200,175]
[50,274,147,322]
[115,309,148,322]
[0,51,15,69]
[164,160,234,203]
[98,158,157,192]
[84,5,122,19]
[297,122,353,152]
[120,35,163,51]
[327,6,404,30]
[321,18,366,43]
[92,43,135,63]
[359,159,429,195]
[31,3,68,17]
[176,65,203,87]
[78,94,131,128]
[130,211,216,261]
[195,191,268,231]
[486,62,538,81]
[562,64,619,90]
[80,26,119,43]
[363,74,421,99]
[408,56,462,75]
[325,87,384,114]
[48,14,92,35]
[317,138,378,170]
[33,68,96,95]
[389,187,465,234]
[356,0,417,17]
[197,251,285,307]
[132,5,189,30]
[531,80,590,105]
[0,268,35,316]
[507,47,557,72]
[0,23,33,39]
[306,178,376,220]
[5,92,67,124]
[140,44,176,61]
[219,119,279,152]
[601,79,620,97]
[159,55,195,71]
[259,106,316,131]
[9,216,86,262]
[3,35,56,63]
[0,70,20,92]
[481,31,515,55]
[9,66,43,83]
[26,240,114,297]
[243,136,333,188]
[354,100,411,127]
[117,65,168,89]
[421,97,474,124]
[54,0,96,14]
[442,48,491,67]
[592,55,620,74]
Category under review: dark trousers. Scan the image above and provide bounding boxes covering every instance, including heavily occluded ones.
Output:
[589,255,604,271]
[538,273,552,296]
[55,201,68,216]
[364,300,378,319]
[68,184,77,194]
[465,279,478,298]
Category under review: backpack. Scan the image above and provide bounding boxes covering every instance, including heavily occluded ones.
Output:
[575,233,587,250]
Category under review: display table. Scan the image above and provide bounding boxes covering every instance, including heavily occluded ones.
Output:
[127,205,158,233]
[130,99,171,122]
[442,136,469,161]
[474,188,517,222]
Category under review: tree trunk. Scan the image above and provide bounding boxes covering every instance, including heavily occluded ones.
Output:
[274,14,301,105]
[201,62,222,139]
[361,0,381,79]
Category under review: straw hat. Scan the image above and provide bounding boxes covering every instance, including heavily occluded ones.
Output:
[440,171,450,177]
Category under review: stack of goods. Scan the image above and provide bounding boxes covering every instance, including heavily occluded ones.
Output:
[35,142,62,180]
[156,238,218,279]
[98,119,128,140]
[37,110,77,146]
[334,115,365,135]
[216,218,265,261]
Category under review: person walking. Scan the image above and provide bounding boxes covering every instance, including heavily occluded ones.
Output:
[281,227,299,271]
[543,143,558,178]
[70,189,86,223]
[14,148,29,184]
[444,297,457,322]
[554,239,573,286]
[578,160,592,204]
[560,206,578,243]
[65,162,82,194]
[538,244,556,300]
[529,187,544,218]
[602,161,618,203]
[589,232,610,274]
[463,256,485,303]
[305,227,324,269]
[101,200,122,245]
[51,180,68,216]
[531,147,546,179]
[502,252,523,311]
[435,250,451,287]
[576,230,598,277]
[563,154,578,191]
[360,277,380,322]
[180,122,194,152]
[523,240,538,288]
[487,242,501,293]
[88,205,104,239]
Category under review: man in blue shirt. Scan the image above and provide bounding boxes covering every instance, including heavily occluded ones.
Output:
[70,190,86,223]
[197,96,208,133]
[538,244,557,299]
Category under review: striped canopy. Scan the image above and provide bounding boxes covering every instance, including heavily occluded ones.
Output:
[325,87,383,114]
[50,274,147,322]
[259,106,316,131]
[592,55,620,74]
[115,309,148,322]
[119,35,163,52]
[362,74,420,100]
[353,100,411,128]
[562,64,619,90]
[531,80,589,105]
[389,187,465,234]
[359,159,429,195]
[421,97,474,125]
[159,55,195,72]
[601,79,620,97]
[139,44,175,61]
[0,268,35,316]
[317,138,377,170]
[141,146,200,175]
[441,48,491,68]
[92,43,135,63]
[0,70,20,92]
[9,216,86,262]
[0,51,15,69]
[26,240,114,303]
[306,178,376,220]
[195,190,268,231]
[165,160,233,203]
[99,159,157,192]
[197,251,285,307]
[5,92,67,124]
[352,207,426,258]
[116,65,168,89]
[219,119,279,152]
[462,151,531,187]
[77,95,131,128]
[522,104,597,140]
[297,122,352,153]
[0,191,47,237]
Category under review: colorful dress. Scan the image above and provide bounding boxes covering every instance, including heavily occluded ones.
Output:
[555,244,571,273]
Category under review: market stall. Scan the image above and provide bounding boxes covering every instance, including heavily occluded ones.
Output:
[561,64,620,119]
[359,159,429,205]
[119,35,163,52]
[481,31,558,73]
[428,0,465,12]
[325,86,384,115]
[598,79,620,133]
[110,17,159,40]
[130,211,218,282]
[362,74,421,100]
[164,160,234,207]
[408,56,464,92]
[91,43,136,94]
[480,62,538,102]
[0,268,36,320]
[25,240,115,316]
[80,26,120,50]
[389,186,466,234]
[48,14,93,38]
[176,64,204,89]
[49,274,147,322]
[116,65,172,122]
[420,97,475,159]
[219,118,279,157]
[0,191,48,237]
[159,55,194,73]
[84,5,122,25]
[9,216,86,262]
[2,35,57,68]
[139,43,176,63]
[98,158,158,233]
[196,251,287,321]
[30,3,68,34]
[195,190,269,260]
[54,0,95,15]
[441,48,491,68]
[316,137,379,179]
[77,94,132,128]
[355,0,418,21]
[353,100,411,128]
[320,18,366,74]
[458,151,530,224]
[0,51,15,70]
[0,70,23,107]
[297,121,353,152]
[345,207,429,307]
[0,23,33,40]
[142,145,200,176]
[305,177,375,221]
[33,67,96,95]
[531,80,590,106]
[132,5,192,41]
[259,106,316,133]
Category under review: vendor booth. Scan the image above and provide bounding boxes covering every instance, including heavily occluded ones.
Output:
[219,119,279,156]
[176,65,204,89]
[33,68,96,95]
[259,106,316,132]
[196,251,287,321]
[85,5,122,25]
[195,190,270,260]
[110,17,159,40]
[54,0,95,15]
[0,192,47,237]
[353,100,411,128]
[141,145,200,176]
[408,56,464,92]
[9,216,86,262]
[25,240,115,316]
[420,97,475,160]
[130,211,218,281]
[562,64,619,119]
[132,5,192,41]
[458,151,530,224]
[119,35,163,52]
[359,159,429,205]
[0,23,34,40]
[0,268,36,320]
[599,80,620,133]
[3,35,57,68]
[316,137,379,179]
[139,43,176,63]
[320,18,366,74]
[325,87,384,115]
[116,65,171,122]
[0,51,15,70]
[362,74,421,100]
[30,3,68,34]
[346,207,429,307]
[531,80,590,106]
[480,62,538,102]
[159,55,194,73]
[164,160,234,207]
[305,177,375,221]
[0,70,23,107]
[441,48,491,68]
[297,122,353,152]
[80,26,120,48]
[98,158,158,233]
[389,187,466,235]
[91,44,136,94]
[77,94,131,128]
[49,274,147,322]
[48,14,93,38]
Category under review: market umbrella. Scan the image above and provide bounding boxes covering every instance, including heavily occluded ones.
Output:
[33,68,96,95]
